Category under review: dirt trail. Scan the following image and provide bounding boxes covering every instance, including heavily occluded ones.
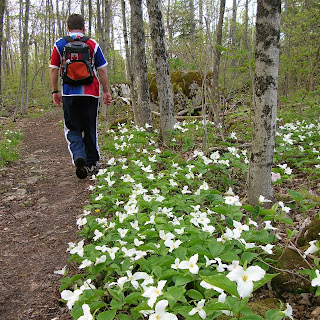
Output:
[0,110,91,319]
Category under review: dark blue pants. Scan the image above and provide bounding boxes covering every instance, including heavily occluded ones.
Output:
[62,96,100,166]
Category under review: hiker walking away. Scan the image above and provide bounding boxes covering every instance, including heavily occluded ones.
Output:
[49,14,112,179]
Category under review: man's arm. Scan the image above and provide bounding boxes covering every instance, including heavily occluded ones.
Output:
[97,67,112,106]
[50,68,62,107]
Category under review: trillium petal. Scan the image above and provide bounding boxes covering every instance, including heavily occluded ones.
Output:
[246,266,266,281]
[155,300,168,314]
[237,279,254,298]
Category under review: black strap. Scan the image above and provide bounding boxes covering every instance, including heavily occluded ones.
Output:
[63,35,90,43]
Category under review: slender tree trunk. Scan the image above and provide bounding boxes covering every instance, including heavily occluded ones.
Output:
[20,0,30,114]
[199,0,203,31]
[88,0,92,37]
[212,0,225,94]
[247,0,281,205]
[104,0,111,74]
[189,0,195,44]
[81,0,85,17]
[147,0,175,143]
[230,0,236,82]
[96,0,102,41]
[0,0,6,107]
[130,0,152,127]
[210,0,225,126]
[121,0,137,118]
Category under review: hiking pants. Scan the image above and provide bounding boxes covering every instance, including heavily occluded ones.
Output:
[62,96,100,166]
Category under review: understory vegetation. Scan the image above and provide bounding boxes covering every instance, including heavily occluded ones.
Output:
[55,102,320,320]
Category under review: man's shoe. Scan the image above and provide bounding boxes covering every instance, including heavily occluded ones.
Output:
[86,164,98,176]
[75,157,87,179]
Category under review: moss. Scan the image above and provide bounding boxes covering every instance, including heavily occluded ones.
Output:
[148,70,213,102]
[216,298,281,319]
[270,247,310,295]
[298,217,320,247]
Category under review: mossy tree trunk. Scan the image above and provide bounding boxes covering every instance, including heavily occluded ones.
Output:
[146,0,174,144]
[130,0,153,128]
[247,0,281,205]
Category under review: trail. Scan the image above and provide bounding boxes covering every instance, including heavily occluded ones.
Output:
[0,110,91,320]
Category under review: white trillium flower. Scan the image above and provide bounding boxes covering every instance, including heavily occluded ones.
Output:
[260,244,274,254]
[142,280,167,307]
[54,265,67,275]
[283,303,294,320]
[95,255,106,265]
[164,239,182,252]
[264,220,278,231]
[79,259,92,269]
[159,230,175,241]
[311,269,320,287]
[227,265,266,298]
[76,217,87,229]
[182,186,192,194]
[68,240,85,257]
[171,258,181,269]
[304,240,319,257]
[259,195,272,203]
[188,299,206,319]
[118,228,129,238]
[106,247,119,260]
[179,254,199,274]
[93,229,103,241]
[61,289,83,310]
[148,300,178,320]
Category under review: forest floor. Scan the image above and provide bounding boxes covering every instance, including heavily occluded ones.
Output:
[0,109,89,320]
[0,109,319,320]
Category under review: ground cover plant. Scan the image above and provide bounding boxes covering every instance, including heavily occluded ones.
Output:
[57,114,320,320]
[0,127,23,167]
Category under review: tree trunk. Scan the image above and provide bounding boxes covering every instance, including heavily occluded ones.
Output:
[103,0,111,74]
[88,0,92,37]
[121,0,137,118]
[210,0,225,125]
[130,0,152,128]
[0,0,6,106]
[147,0,175,144]
[247,0,281,205]
[20,0,30,115]
[230,0,236,82]
[199,0,203,31]
[189,0,195,44]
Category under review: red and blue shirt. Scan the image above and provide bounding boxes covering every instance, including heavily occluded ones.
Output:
[49,32,107,98]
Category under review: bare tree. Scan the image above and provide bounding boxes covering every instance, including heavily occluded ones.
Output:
[130,0,152,127]
[189,0,195,43]
[0,0,6,106]
[121,0,137,117]
[146,0,175,144]
[247,0,281,205]
[20,0,30,114]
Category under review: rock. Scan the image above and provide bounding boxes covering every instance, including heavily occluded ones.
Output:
[270,247,310,295]
[298,217,320,247]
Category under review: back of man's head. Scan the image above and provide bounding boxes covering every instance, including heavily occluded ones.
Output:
[67,14,85,31]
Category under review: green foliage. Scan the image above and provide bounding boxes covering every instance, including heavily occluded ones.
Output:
[0,128,23,167]
[57,118,316,319]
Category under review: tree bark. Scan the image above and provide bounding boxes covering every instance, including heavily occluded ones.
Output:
[189,0,195,44]
[130,0,152,128]
[147,0,175,144]
[121,0,137,117]
[20,0,30,114]
[0,0,6,106]
[247,0,281,205]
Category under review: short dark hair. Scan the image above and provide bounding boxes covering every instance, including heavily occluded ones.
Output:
[67,14,85,30]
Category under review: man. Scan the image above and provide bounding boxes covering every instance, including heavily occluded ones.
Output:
[49,14,112,179]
